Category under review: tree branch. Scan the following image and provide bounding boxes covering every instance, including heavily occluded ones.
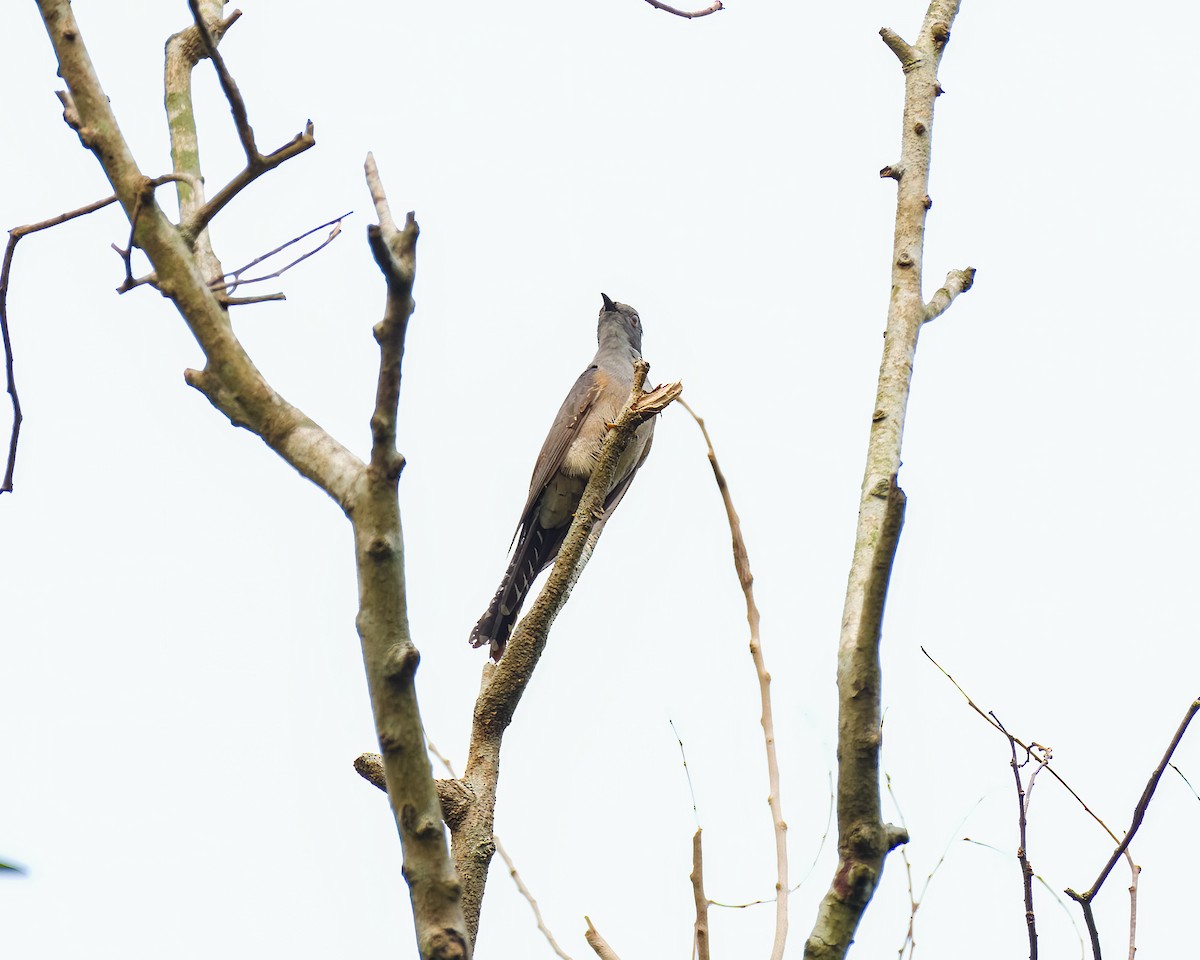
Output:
[455,367,681,943]
[38,0,362,511]
[353,159,468,959]
[691,828,712,960]
[680,398,788,960]
[1,194,119,494]
[997,717,1041,960]
[176,0,316,245]
[584,917,623,960]
[805,4,967,957]
[34,8,467,957]
[165,0,238,282]
[642,0,724,18]
[1066,697,1200,959]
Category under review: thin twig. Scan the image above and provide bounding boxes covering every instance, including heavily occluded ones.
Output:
[922,647,1123,845]
[210,211,351,294]
[181,0,314,242]
[679,398,788,960]
[642,0,724,17]
[1,193,119,494]
[996,715,1039,960]
[1065,697,1200,960]
[962,839,1087,960]
[669,718,701,827]
[187,0,257,161]
[496,839,576,960]
[887,775,984,960]
[1077,698,1200,898]
[1125,855,1140,960]
[1170,763,1200,802]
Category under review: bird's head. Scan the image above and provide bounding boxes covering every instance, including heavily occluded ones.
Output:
[598,292,643,357]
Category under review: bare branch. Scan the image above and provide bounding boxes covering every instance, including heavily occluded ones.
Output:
[165,0,239,281]
[923,647,1123,845]
[996,716,1040,960]
[180,0,314,245]
[36,5,460,958]
[584,917,623,960]
[362,155,415,480]
[642,0,724,18]
[219,292,286,306]
[879,28,916,67]
[187,0,257,161]
[679,398,788,960]
[691,829,712,960]
[924,267,976,323]
[496,839,576,960]
[807,6,968,952]
[2,194,119,495]
[211,211,350,295]
[1084,698,1199,894]
[182,123,316,242]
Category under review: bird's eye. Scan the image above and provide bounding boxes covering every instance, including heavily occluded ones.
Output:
[631,315,640,326]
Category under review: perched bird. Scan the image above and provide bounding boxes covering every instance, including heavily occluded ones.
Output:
[470,294,656,660]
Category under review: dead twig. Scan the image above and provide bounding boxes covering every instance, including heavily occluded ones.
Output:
[642,0,724,17]
[679,398,788,960]
[2,193,119,494]
[209,211,351,295]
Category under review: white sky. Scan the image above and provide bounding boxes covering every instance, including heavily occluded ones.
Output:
[2,2,1198,958]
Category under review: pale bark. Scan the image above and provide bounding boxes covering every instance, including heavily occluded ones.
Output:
[804,2,973,957]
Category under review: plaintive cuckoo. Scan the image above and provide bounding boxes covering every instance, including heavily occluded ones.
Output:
[470,294,655,660]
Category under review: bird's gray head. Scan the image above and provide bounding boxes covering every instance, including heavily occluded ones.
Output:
[598,292,643,357]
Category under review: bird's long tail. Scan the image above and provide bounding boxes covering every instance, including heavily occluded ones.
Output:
[469,521,567,660]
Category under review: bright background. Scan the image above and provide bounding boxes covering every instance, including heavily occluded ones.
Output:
[2,2,1197,958]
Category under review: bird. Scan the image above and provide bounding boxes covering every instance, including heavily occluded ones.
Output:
[469,294,656,661]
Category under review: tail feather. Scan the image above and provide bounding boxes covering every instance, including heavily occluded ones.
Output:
[470,520,567,660]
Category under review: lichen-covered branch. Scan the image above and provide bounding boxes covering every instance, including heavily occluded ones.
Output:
[165,0,236,283]
[804,3,969,957]
[456,368,682,943]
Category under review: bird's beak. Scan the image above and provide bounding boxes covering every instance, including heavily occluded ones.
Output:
[600,292,616,312]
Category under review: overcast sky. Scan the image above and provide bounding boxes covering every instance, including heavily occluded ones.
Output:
[3,2,1198,958]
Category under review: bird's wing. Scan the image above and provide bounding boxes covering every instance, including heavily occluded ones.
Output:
[515,364,603,531]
